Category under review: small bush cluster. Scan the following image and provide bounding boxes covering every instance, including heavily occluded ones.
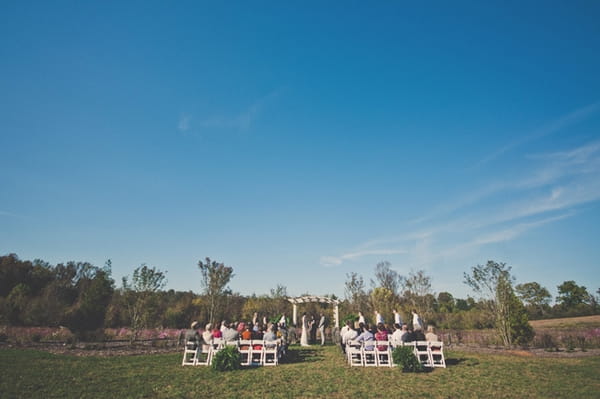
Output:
[211,345,242,372]
[391,346,423,372]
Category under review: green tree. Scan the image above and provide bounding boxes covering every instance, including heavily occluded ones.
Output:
[122,264,167,340]
[344,272,369,314]
[198,257,234,325]
[464,261,534,347]
[402,269,434,317]
[515,282,552,317]
[372,261,400,296]
[556,280,591,309]
[437,292,455,313]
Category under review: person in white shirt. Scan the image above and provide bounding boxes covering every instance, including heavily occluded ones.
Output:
[339,320,351,352]
[358,311,366,326]
[375,310,384,325]
[278,313,286,327]
[393,309,403,326]
[412,309,424,332]
[342,323,359,347]
[390,323,404,347]
[202,323,213,350]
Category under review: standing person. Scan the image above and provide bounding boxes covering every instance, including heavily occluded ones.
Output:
[300,312,310,346]
[310,315,318,344]
[252,312,258,326]
[375,310,384,325]
[412,309,424,332]
[393,309,403,326]
[279,313,287,328]
[358,311,366,326]
[318,313,327,346]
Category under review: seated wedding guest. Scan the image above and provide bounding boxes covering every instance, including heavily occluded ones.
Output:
[222,322,239,342]
[263,325,277,347]
[426,325,439,342]
[375,323,389,351]
[413,327,426,342]
[342,322,359,350]
[241,324,253,340]
[400,324,411,343]
[237,321,246,333]
[202,323,214,350]
[340,320,352,352]
[357,323,375,351]
[185,321,202,349]
[212,326,222,339]
[375,324,388,339]
[220,320,228,333]
[390,323,404,347]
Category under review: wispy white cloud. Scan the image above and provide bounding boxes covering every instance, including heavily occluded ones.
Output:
[198,89,281,131]
[477,101,600,166]
[320,248,408,267]
[0,210,23,219]
[321,137,600,269]
[178,114,191,132]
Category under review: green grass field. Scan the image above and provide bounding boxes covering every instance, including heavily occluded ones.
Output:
[1,345,599,399]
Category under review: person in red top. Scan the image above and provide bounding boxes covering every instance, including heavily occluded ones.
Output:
[375,323,389,351]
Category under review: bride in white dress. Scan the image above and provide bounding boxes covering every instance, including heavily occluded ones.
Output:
[300,312,310,346]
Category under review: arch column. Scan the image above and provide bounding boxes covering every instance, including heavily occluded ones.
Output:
[293,304,298,326]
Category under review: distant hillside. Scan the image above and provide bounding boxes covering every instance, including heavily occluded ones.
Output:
[530,315,600,329]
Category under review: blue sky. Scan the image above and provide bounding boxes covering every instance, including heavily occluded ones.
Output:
[1,2,599,301]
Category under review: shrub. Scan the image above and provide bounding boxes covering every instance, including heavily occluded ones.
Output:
[539,333,558,352]
[392,346,423,372]
[211,345,241,372]
[576,335,586,352]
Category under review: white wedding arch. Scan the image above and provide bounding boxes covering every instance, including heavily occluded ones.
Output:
[287,295,341,328]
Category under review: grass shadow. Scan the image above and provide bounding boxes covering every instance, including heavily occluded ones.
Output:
[446,357,478,366]
[281,346,325,364]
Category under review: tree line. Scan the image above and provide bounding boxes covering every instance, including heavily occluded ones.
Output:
[1,254,598,345]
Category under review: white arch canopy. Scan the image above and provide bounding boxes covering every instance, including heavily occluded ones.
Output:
[287,295,341,328]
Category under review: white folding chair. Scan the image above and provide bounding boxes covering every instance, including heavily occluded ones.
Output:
[250,340,264,366]
[375,340,392,367]
[194,343,212,366]
[415,341,432,367]
[182,341,199,366]
[429,341,446,368]
[346,340,363,367]
[362,340,377,367]
[262,340,279,366]
[238,339,253,366]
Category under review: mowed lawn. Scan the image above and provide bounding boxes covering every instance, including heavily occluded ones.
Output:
[1,345,599,399]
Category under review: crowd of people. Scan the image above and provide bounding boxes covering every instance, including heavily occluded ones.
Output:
[184,308,441,353]
[339,309,440,353]
[184,312,289,351]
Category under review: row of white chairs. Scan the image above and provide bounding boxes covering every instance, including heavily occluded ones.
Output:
[182,338,284,366]
[345,340,445,368]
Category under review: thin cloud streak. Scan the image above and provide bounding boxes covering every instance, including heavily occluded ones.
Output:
[477,101,600,166]
[178,114,191,131]
[320,249,408,267]
[198,89,281,131]
[321,139,600,269]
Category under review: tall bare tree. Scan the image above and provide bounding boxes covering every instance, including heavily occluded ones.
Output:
[198,257,234,325]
